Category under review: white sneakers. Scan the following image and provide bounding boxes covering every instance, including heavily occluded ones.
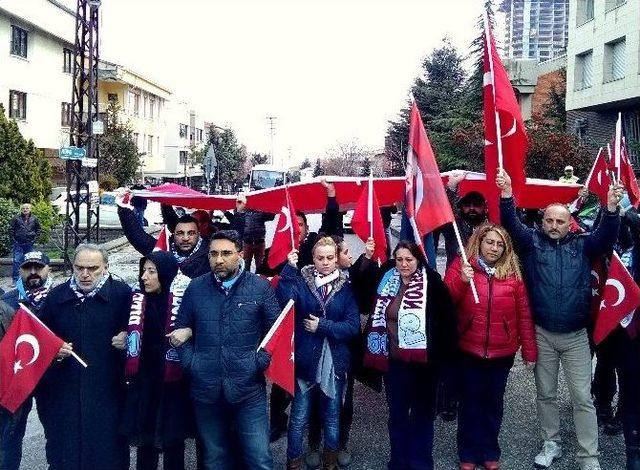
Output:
[534,441,562,468]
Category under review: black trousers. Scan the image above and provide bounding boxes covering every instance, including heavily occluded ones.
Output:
[611,328,640,448]
[592,333,619,412]
[457,353,514,464]
[137,442,185,470]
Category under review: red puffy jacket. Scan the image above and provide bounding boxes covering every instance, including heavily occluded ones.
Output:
[444,257,537,362]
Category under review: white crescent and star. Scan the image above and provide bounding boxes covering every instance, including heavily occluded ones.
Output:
[600,278,626,309]
[277,206,292,233]
[13,334,40,374]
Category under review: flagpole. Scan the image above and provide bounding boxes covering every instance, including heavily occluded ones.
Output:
[368,170,374,239]
[615,112,622,182]
[483,9,505,171]
[284,185,295,249]
[452,221,480,304]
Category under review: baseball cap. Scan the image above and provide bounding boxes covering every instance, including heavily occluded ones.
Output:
[20,251,50,268]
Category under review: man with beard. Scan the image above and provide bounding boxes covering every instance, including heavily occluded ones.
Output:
[35,244,131,470]
[174,230,280,469]
[0,251,53,470]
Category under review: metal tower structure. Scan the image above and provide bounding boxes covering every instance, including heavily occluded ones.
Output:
[64,0,101,266]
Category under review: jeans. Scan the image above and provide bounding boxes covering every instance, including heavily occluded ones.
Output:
[384,359,437,470]
[192,390,272,470]
[287,379,344,460]
[136,442,185,470]
[535,326,599,463]
[309,371,355,450]
[457,353,514,464]
[0,397,32,470]
[11,242,33,281]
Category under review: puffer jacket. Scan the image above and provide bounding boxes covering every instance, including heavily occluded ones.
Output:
[444,257,537,362]
[276,264,360,383]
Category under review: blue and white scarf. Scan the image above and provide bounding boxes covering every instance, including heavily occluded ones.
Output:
[17,276,53,310]
[214,259,245,295]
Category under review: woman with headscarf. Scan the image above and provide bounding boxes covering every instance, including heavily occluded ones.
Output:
[277,237,360,470]
[363,240,456,470]
[121,250,193,470]
[444,223,536,470]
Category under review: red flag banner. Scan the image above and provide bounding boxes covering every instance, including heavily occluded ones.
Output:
[0,306,64,413]
[153,226,171,252]
[585,149,611,204]
[351,181,388,263]
[593,253,640,345]
[258,299,295,395]
[267,188,301,269]
[483,13,528,223]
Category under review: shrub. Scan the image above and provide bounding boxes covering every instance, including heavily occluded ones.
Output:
[31,200,63,245]
[0,199,18,256]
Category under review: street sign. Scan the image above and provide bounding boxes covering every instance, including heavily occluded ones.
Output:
[59,146,86,160]
[92,120,104,135]
[82,158,98,168]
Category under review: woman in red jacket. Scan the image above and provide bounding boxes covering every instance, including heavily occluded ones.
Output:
[444,223,537,470]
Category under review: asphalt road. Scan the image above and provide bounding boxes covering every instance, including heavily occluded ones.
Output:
[15,229,628,469]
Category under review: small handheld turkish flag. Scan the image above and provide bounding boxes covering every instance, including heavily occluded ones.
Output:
[153,225,171,251]
[593,253,640,345]
[258,299,295,395]
[268,188,301,269]
[585,149,611,205]
[0,306,64,413]
[351,177,388,263]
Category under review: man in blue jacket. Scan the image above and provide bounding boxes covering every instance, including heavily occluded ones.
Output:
[175,230,280,469]
[497,170,623,470]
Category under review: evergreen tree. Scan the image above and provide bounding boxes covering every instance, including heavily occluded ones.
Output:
[360,157,371,176]
[99,101,141,186]
[208,127,246,188]
[0,104,52,202]
[300,157,311,169]
[312,158,323,177]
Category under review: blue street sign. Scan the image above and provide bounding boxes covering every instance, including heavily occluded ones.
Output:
[59,146,87,160]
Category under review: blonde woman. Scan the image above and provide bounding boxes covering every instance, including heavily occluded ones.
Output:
[444,223,537,470]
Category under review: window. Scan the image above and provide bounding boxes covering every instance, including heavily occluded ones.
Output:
[133,133,139,151]
[10,26,28,58]
[196,128,203,142]
[157,136,160,153]
[149,97,155,119]
[143,95,148,118]
[148,135,153,154]
[575,50,594,90]
[132,93,140,116]
[63,48,73,73]
[179,124,188,138]
[9,90,27,120]
[604,38,626,82]
[61,102,71,126]
[107,93,118,102]
[179,151,188,165]
[576,0,594,25]
[606,0,626,11]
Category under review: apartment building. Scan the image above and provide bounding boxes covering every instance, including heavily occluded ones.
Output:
[566,0,640,158]
[501,0,570,61]
[0,0,75,159]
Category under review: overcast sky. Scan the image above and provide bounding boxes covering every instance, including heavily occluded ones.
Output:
[98,0,501,165]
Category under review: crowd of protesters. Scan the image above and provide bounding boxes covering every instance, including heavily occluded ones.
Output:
[0,171,638,470]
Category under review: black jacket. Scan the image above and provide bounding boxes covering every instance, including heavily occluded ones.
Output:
[118,206,210,278]
[175,270,280,404]
[35,276,131,470]
[10,214,41,244]
[500,196,620,333]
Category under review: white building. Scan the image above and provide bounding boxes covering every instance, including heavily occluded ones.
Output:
[566,0,640,157]
[0,0,75,156]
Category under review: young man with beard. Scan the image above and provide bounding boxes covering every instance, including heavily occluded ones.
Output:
[174,230,280,469]
[0,251,53,470]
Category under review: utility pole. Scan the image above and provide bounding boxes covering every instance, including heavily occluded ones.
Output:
[266,116,277,166]
[64,0,101,268]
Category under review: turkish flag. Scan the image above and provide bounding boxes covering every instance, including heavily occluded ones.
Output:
[259,299,295,395]
[585,149,611,204]
[483,15,528,223]
[267,188,301,269]
[407,101,455,235]
[351,179,388,263]
[0,306,64,413]
[153,225,171,251]
[593,253,640,345]
[620,139,640,208]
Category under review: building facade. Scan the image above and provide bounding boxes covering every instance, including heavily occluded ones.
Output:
[501,0,570,61]
[565,0,640,160]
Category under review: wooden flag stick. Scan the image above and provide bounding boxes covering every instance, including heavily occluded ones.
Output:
[452,220,480,304]
[285,185,295,249]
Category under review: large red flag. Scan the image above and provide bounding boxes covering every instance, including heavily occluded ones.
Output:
[407,101,455,237]
[268,188,301,269]
[483,13,528,223]
[350,179,388,263]
[585,148,611,204]
[0,306,64,413]
[593,253,640,345]
[259,299,295,395]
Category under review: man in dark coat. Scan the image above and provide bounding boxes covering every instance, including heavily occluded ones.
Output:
[35,244,131,470]
[9,203,41,283]
[175,230,280,470]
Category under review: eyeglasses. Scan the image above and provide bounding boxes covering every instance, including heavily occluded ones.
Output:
[175,230,197,237]
[208,250,238,259]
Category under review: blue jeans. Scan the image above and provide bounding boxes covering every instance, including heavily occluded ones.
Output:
[0,397,32,470]
[192,390,272,470]
[457,353,514,464]
[287,378,344,460]
[385,359,437,470]
[12,242,33,281]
